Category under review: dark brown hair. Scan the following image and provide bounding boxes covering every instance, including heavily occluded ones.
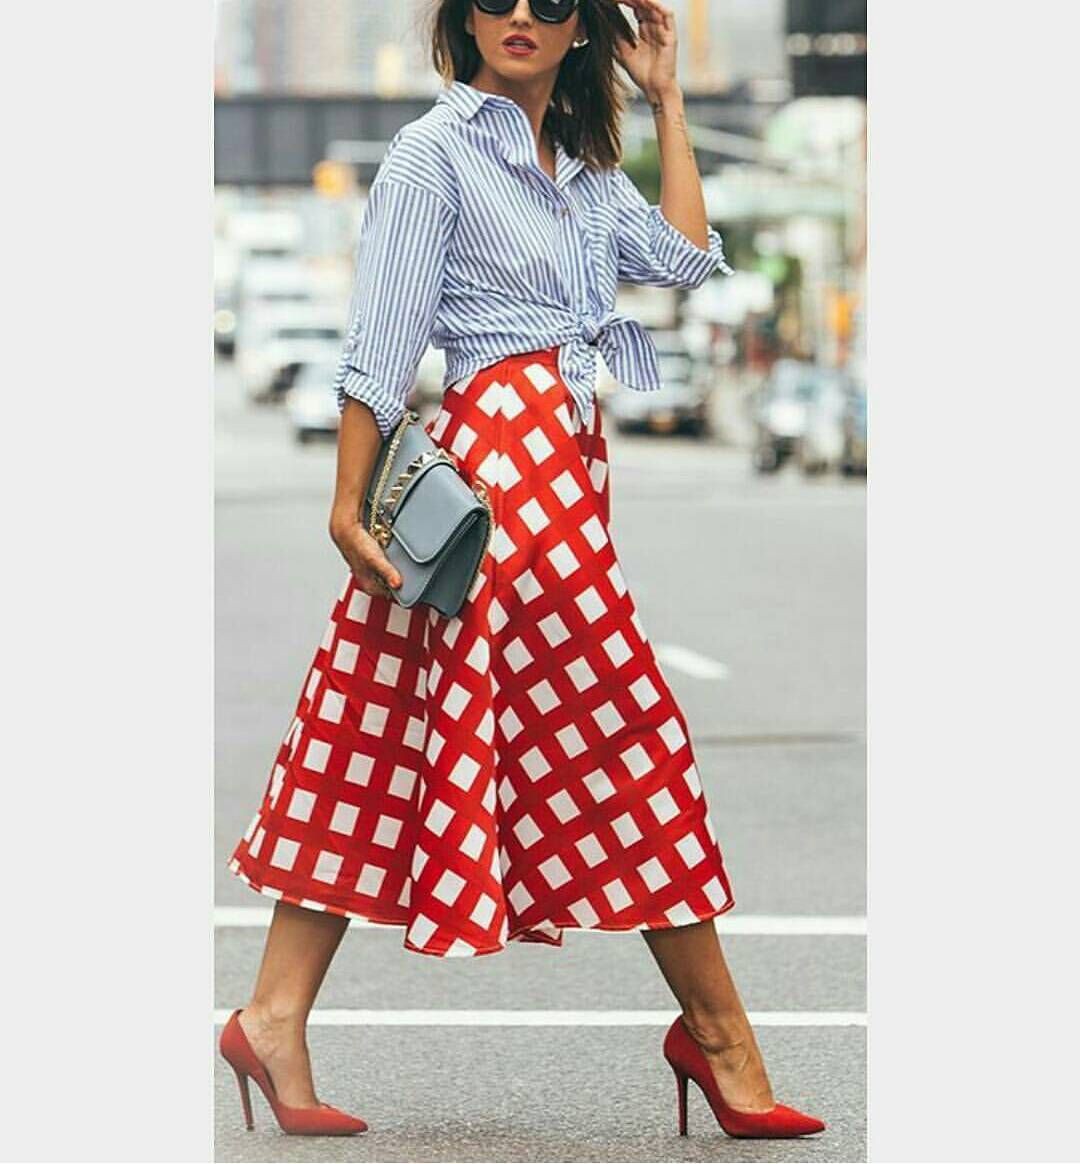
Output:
[426,0,639,171]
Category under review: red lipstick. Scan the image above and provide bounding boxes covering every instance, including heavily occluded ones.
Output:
[502,33,538,55]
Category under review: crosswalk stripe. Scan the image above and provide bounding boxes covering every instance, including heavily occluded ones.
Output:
[213,1008,866,1027]
[213,907,866,936]
[653,643,730,679]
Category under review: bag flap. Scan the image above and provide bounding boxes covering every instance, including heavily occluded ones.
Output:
[389,461,486,564]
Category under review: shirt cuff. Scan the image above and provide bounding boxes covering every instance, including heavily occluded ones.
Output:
[648,206,736,288]
[336,367,404,440]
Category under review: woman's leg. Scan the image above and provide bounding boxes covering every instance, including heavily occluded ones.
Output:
[236,900,350,1108]
[642,919,775,1113]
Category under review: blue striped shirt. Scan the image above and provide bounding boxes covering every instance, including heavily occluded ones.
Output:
[334,78,734,438]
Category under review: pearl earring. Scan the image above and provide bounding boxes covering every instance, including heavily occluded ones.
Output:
[572,36,589,48]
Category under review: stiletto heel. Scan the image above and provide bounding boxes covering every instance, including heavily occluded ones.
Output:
[673,1065,689,1135]
[219,1008,368,1136]
[232,1065,255,1130]
[662,1014,825,1139]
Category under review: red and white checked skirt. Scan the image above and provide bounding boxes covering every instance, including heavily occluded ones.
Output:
[228,345,735,956]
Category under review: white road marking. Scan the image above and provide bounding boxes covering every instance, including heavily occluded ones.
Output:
[721,915,866,935]
[213,1008,865,1028]
[653,643,730,680]
[213,907,865,936]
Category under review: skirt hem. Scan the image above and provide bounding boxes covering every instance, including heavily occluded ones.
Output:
[227,858,737,958]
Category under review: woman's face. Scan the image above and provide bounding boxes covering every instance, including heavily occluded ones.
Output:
[465,0,583,80]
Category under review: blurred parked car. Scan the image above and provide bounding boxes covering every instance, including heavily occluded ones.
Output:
[214,299,237,359]
[214,242,239,358]
[237,259,317,317]
[796,368,856,476]
[238,306,345,402]
[751,359,819,472]
[288,351,447,443]
[287,360,341,443]
[607,332,711,435]
[227,208,304,263]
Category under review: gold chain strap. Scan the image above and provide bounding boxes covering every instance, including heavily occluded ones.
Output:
[367,409,418,544]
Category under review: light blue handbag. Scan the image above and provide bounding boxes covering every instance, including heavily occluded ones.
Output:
[362,409,494,618]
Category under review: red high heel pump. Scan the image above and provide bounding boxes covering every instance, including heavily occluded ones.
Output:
[218,1008,368,1136]
[663,1014,825,1139]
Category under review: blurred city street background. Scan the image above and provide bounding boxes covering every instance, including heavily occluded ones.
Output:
[213,1,866,1160]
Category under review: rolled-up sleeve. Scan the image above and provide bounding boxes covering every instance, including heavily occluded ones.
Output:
[609,166,734,289]
[333,177,457,437]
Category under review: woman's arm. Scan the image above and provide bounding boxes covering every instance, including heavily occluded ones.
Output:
[611,1,733,288]
[328,398,401,598]
[648,83,709,251]
[617,0,710,247]
[325,128,458,596]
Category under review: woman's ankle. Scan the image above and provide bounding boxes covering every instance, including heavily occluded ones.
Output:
[680,1005,755,1055]
[241,998,310,1041]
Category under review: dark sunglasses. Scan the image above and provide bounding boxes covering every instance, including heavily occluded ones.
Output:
[473,0,580,24]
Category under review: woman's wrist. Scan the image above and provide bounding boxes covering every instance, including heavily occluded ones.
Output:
[329,500,363,540]
[645,82,684,111]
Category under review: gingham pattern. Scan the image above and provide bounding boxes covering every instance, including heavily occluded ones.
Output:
[229,347,735,956]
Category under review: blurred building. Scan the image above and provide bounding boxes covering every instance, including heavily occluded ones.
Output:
[785,0,866,98]
[215,0,428,95]
[673,0,786,93]
[215,0,789,97]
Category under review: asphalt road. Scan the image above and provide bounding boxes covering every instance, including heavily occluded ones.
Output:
[214,363,866,1162]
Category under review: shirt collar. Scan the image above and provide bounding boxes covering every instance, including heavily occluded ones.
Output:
[435,79,586,188]
[435,78,494,122]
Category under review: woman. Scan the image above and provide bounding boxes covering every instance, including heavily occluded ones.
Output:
[220,0,826,1142]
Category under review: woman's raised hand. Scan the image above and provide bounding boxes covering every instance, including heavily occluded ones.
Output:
[615,0,679,100]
